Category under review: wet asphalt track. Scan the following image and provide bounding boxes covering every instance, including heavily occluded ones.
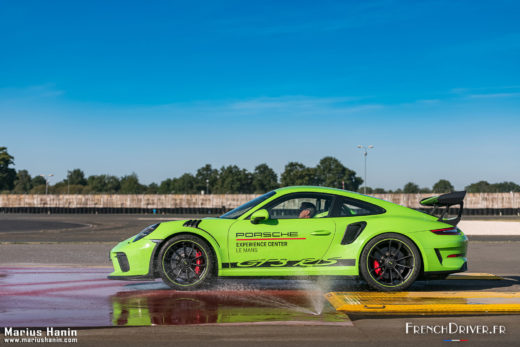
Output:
[1,214,520,346]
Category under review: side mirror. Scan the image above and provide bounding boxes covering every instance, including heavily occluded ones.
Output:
[250,209,269,224]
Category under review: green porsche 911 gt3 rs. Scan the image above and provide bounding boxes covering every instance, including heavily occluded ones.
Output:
[108,186,468,291]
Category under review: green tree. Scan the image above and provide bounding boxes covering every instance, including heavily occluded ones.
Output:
[280,162,317,186]
[252,163,278,193]
[104,175,120,192]
[315,156,362,190]
[316,156,344,188]
[120,173,145,194]
[146,183,159,194]
[343,171,363,191]
[53,179,89,193]
[214,165,253,193]
[465,180,491,193]
[360,186,374,194]
[195,164,219,194]
[465,181,520,193]
[87,175,121,193]
[30,184,47,194]
[61,184,87,194]
[13,170,32,194]
[67,169,87,186]
[31,176,46,187]
[0,147,16,191]
[432,179,454,193]
[373,188,387,194]
[403,182,420,193]
[13,170,33,193]
[419,187,432,193]
[158,178,174,194]
[171,173,198,193]
[491,181,520,192]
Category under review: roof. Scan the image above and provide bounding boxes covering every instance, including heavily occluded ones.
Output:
[274,185,359,196]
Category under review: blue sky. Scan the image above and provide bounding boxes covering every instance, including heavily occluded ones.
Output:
[1,0,519,190]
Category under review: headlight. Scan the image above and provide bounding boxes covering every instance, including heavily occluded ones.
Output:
[133,223,160,242]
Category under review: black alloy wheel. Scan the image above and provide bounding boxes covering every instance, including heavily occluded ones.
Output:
[159,235,215,290]
[360,233,421,291]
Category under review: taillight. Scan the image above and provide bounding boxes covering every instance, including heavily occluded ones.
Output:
[430,227,461,235]
[447,254,463,258]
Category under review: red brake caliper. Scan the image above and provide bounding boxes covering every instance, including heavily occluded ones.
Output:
[373,260,382,276]
[195,250,202,275]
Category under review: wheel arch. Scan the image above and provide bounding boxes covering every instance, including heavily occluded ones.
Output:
[355,231,427,276]
[152,230,223,276]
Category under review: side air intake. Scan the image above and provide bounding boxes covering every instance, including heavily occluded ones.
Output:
[183,220,202,228]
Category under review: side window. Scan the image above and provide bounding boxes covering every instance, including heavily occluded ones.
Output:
[336,198,385,217]
[267,194,334,219]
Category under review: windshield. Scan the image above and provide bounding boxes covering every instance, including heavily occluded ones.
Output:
[220,191,276,219]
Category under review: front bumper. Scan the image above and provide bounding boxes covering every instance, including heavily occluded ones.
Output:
[108,236,160,281]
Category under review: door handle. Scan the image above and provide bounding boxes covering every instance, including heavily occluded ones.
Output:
[311,230,331,236]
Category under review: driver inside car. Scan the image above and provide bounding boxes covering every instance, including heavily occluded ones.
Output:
[298,202,316,218]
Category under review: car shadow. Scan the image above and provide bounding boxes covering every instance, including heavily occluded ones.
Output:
[411,275,520,291]
[124,275,520,292]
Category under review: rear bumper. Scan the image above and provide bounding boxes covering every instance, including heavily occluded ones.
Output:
[411,230,468,273]
[420,261,468,280]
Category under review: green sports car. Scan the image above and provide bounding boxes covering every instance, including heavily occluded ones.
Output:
[108,186,468,291]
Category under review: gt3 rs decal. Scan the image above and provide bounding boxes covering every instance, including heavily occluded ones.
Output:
[223,257,355,268]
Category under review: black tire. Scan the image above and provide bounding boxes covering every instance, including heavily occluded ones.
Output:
[158,234,216,290]
[359,233,421,291]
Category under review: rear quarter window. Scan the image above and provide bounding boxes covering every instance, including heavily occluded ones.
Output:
[335,197,385,217]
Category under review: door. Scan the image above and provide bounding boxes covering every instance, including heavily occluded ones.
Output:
[227,193,336,270]
[324,196,387,262]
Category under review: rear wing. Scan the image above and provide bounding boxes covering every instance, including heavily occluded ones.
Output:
[420,191,466,226]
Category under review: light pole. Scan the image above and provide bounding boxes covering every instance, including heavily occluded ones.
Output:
[206,179,209,195]
[357,145,374,194]
[39,174,54,195]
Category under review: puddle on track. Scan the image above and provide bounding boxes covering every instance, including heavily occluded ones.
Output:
[0,267,350,327]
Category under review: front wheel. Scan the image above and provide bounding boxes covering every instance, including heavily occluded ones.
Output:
[359,233,421,291]
[158,235,215,290]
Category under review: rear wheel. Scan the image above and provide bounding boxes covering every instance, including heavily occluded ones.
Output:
[359,233,421,291]
[158,235,215,290]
